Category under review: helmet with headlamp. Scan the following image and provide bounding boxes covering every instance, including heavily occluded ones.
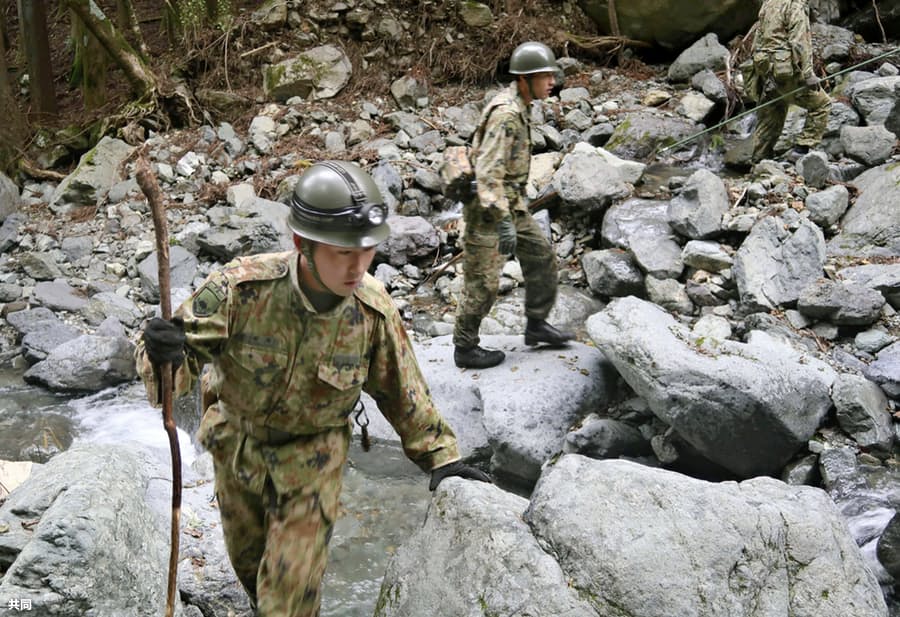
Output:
[287,161,390,248]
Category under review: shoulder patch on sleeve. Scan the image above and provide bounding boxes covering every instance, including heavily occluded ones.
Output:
[224,252,292,283]
[192,280,227,317]
[353,273,395,318]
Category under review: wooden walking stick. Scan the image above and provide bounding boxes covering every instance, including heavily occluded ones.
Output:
[136,156,182,617]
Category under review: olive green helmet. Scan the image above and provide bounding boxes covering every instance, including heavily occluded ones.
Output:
[287,161,390,248]
[509,41,557,75]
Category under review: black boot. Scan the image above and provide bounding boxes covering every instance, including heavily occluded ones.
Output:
[454,345,505,369]
[525,318,574,347]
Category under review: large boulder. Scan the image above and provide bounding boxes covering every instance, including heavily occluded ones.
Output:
[734,215,826,310]
[579,0,758,50]
[0,445,181,616]
[375,456,887,617]
[48,137,135,214]
[360,335,619,486]
[263,45,352,101]
[22,334,137,392]
[829,163,900,258]
[587,296,835,478]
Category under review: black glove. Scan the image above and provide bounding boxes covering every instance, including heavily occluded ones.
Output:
[143,317,186,368]
[429,461,492,491]
[496,215,517,255]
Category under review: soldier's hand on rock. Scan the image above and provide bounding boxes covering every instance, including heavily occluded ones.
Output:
[143,317,186,368]
[804,74,820,88]
[429,461,492,491]
[496,215,517,255]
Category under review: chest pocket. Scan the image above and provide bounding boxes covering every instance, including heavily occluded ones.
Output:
[317,362,366,419]
[219,343,289,414]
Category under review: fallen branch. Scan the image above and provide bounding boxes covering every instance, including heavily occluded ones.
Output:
[19,158,67,182]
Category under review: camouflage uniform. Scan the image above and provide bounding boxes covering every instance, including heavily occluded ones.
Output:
[136,251,460,617]
[750,0,831,161]
[452,83,557,350]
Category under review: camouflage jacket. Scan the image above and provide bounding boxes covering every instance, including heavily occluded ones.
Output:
[754,0,815,80]
[135,251,461,478]
[471,82,532,222]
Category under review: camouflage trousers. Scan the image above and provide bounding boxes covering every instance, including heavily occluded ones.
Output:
[752,81,831,161]
[453,204,557,350]
[200,407,349,617]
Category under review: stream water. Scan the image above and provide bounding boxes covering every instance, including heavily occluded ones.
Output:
[0,368,431,616]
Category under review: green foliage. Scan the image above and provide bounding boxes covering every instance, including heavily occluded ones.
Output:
[164,0,234,45]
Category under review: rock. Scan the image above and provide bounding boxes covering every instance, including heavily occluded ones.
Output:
[829,162,900,257]
[581,1,757,51]
[581,249,644,297]
[48,137,136,214]
[864,342,900,399]
[0,445,180,616]
[805,184,849,228]
[551,147,631,213]
[797,278,886,326]
[667,33,729,82]
[587,297,835,478]
[23,334,137,392]
[375,479,596,617]
[734,216,826,310]
[524,456,887,617]
[840,125,897,166]
[0,172,20,223]
[667,168,729,239]
[832,373,894,455]
[263,45,352,101]
[605,110,697,160]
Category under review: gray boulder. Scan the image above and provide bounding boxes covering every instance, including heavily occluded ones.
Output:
[734,216,826,310]
[605,111,697,160]
[525,456,887,617]
[829,163,900,257]
[262,45,352,101]
[0,444,181,617]
[667,168,729,239]
[363,335,619,486]
[48,137,135,214]
[377,456,887,617]
[797,278,886,326]
[551,148,631,214]
[587,296,835,477]
[865,341,900,399]
[667,33,729,82]
[0,172,20,223]
[23,334,137,392]
[374,479,596,617]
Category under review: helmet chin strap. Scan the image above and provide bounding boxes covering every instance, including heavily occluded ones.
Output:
[300,241,338,295]
[518,75,536,104]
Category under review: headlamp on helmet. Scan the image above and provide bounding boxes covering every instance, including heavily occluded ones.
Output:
[287,160,391,248]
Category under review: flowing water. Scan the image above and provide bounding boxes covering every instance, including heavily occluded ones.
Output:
[0,368,431,616]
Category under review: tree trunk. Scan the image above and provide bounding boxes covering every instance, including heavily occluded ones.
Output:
[117,0,151,60]
[0,29,27,174]
[17,0,57,116]
[71,9,109,110]
[63,0,158,98]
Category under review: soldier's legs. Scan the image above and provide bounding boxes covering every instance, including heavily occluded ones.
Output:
[213,455,267,606]
[752,98,789,162]
[255,475,341,617]
[512,210,557,320]
[794,88,832,147]
[453,221,503,350]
